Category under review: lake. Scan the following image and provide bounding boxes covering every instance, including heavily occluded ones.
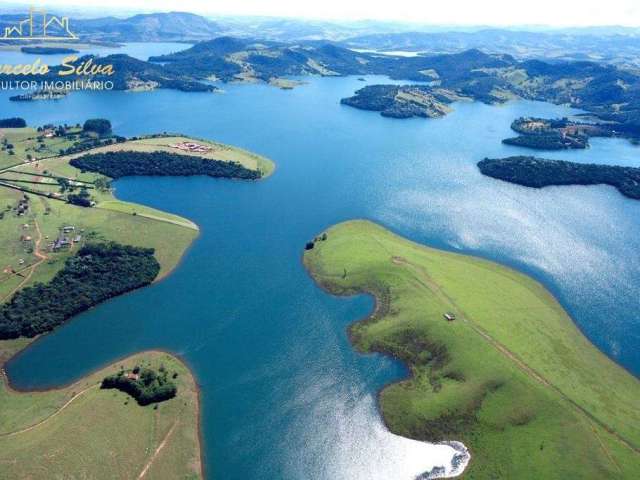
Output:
[1,46,639,479]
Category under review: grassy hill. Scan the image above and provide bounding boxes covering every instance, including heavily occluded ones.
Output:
[0,349,201,480]
[304,220,640,479]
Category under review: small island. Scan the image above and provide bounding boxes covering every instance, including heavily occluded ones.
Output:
[341,84,464,119]
[478,156,640,200]
[502,117,621,150]
[303,220,640,479]
[20,46,79,55]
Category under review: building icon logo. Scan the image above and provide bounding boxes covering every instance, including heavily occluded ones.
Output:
[1,8,78,40]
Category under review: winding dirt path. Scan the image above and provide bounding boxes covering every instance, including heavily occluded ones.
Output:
[137,419,179,479]
[1,219,48,303]
[0,383,99,437]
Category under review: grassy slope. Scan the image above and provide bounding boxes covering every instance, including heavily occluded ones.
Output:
[0,185,198,300]
[303,220,640,479]
[0,128,80,170]
[0,349,201,480]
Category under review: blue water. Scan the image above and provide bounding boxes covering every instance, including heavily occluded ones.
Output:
[0,42,190,65]
[1,64,640,478]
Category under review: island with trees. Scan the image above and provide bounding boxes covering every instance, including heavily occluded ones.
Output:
[341,85,461,119]
[478,156,640,199]
[303,220,640,479]
[147,38,640,135]
[501,117,626,150]
[20,46,79,55]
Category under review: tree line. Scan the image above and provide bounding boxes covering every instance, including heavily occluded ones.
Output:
[70,150,261,179]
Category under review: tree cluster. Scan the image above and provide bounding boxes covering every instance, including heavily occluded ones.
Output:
[0,117,26,128]
[102,365,177,405]
[0,242,160,339]
[70,150,261,179]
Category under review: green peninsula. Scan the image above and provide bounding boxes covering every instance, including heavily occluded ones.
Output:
[0,350,201,480]
[304,220,640,479]
[478,156,640,200]
[0,121,275,479]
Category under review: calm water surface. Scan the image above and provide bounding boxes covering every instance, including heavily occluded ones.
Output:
[2,49,640,479]
[0,42,189,65]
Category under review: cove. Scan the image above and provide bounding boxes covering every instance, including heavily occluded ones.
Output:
[2,71,640,479]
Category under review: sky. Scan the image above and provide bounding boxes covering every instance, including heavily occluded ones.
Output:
[7,0,640,27]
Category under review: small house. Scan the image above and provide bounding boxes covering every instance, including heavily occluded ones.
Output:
[444,312,456,322]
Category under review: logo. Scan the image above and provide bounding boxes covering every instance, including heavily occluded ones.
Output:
[1,7,78,41]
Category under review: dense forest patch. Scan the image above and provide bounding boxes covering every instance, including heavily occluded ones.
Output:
[70,151,262,179]
[478,156,640,200]
[0,118,26,128]
[0,243,160,338]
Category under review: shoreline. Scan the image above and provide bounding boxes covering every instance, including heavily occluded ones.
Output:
[0,348,204,479]
[301,218,640,477]
[0,130,277,477]
[300,230,472,479]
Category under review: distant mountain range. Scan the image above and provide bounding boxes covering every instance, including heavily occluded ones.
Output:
[2,11,640,134]
[148,38,640,135]
[2,11,640,67]
[73,12,222,42]
[0,11,222,43]
[340,29,640,67]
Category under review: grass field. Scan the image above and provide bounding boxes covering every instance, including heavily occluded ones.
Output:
[0,127,81,170]
[0,186,198,301]
[303,220,640,479]
[0,348,202,480]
